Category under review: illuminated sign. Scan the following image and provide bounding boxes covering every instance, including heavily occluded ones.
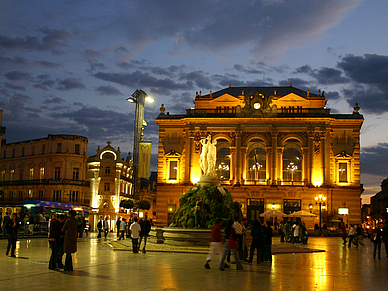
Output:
[99,150,117,160]
[338,208,349,215]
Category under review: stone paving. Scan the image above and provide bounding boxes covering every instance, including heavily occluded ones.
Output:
[1,233,388,290]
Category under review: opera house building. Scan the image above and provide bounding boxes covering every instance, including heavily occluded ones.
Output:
[154,84,364,227]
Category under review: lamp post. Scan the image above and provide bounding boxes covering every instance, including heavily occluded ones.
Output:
[127,89,154,201]
[315,194,326,235]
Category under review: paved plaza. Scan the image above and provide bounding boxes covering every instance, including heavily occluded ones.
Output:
[1,233,388,291]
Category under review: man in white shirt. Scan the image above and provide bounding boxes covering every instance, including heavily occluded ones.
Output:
[130,217,141,253]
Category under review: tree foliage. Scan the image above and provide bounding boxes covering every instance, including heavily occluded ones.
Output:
[138,200,151,210]
[120,199,134,209]
[171,186,242,229]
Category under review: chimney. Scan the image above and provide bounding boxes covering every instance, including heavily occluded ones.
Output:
[210,91,212,98]
[290,82,292,87]
[200,91,202,97]
[229,83,232,87]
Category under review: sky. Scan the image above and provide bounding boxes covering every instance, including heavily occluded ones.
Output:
[1,0,388,204]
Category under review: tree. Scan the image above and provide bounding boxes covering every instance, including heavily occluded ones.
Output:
[121,199,134,209]
[138,200,151,210]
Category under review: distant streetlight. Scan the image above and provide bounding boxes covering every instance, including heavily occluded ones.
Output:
[127,89,154,201]
[315,194,326,234]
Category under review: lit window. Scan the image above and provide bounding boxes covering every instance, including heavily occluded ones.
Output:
[30,168,34,180]
[338,163,348,183]
[169,161,178,180]
[40,167,45,179]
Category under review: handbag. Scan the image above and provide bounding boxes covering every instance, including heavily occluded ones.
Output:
[370,234,377,242]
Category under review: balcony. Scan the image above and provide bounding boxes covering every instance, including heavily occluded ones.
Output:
[0,196,90,205]
[0,179,90,187]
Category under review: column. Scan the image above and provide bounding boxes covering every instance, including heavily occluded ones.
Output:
[271,131,278,185]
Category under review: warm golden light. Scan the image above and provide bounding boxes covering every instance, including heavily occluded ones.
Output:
[145,96,155,103]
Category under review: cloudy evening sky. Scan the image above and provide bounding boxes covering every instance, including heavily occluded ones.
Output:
[1,0,388,203]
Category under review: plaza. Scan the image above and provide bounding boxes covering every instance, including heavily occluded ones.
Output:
[1,234,387,291]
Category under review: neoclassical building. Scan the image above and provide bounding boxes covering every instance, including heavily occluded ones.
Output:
[85,142,133,230]
[0,134,89,214]
[155,85,364,226]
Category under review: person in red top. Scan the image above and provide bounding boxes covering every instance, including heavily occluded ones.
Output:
[204,219,223,269]
[340,222,347,245]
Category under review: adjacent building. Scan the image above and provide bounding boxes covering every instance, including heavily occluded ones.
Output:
[85,142,133,230]
[370,178,388,224]
[0,134,89,215]
[155,85,364,226]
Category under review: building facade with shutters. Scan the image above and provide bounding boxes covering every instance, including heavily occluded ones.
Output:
[0,134,89,215]
[155,85,364,227]
[85,142,132,231]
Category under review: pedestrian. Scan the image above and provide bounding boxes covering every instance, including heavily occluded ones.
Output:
[23,213,30,235]
[138,215,151,253]
[382,222,388,258]
[354,224,363,247]
[284,221,290,242]
[348,224,356,248]
[219,219,243,271]
[77,215,84,238]
[279,221,285,242]
[96,216,103,238]
[48,214,61,270]
[293,222,300,244]
[103,216,109,238]
[118,218,127,240]
[248,220,264,264]
[6,213,20,257]
[56,214,66,269]
[130,217,141,253]
[2,212,10,236]
[63,210,78,271]
[340,222,347,245]
[263,221,273,261]
[204,218,223,269]
[116,217,121,236]
[372,223,383,259]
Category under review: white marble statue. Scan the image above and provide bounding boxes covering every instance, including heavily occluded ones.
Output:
[199,135,217,176]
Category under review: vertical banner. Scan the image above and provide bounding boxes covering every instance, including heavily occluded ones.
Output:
[139,142,152,178]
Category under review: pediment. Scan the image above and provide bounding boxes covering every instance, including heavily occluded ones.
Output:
[212,94,241,103]
[277,93,307,102]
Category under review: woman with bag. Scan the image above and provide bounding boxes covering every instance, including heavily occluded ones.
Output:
[219,219,243,271]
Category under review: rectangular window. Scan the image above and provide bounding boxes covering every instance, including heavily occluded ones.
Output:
[12,149,15,158]
[10,170,14,181]
[3,150,6,159]
[75,144,80,154]
[19,190,23,199]
[105,167,111,174]
[169,161,178,180]
[1,170,5,181]
[9,191,14,199]
[42,144,45,154]
[19,170,24,180]
[29,168,34,180]
[31,147,34,156]
[28,190,32,198]
[40,167,45,179]
[53,190,61,201]
[22,147,25,156]
[54,167,61,180]
[73,168,79,180]
[38,190,44,199]
[104,183,110,191]
[56,143,62,153]
[283,199,301,214]
[338,163,348,183]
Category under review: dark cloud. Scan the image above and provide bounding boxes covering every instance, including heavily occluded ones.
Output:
[43,97,66,104]
[4,82,26,91]
[33,60,62,68]
[294,65,312,74]
[0,27,71,54]
[4,71,33,81]
[56,78,86,91]
[233,64,265,75]
[95,85,123,96]
[0,56,27,65]
[361,143,388,176]
[310,67,348,85]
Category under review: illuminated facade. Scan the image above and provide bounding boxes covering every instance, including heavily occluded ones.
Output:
[155,85,364,226]
[0,134,89,214]
[85,142,132,230]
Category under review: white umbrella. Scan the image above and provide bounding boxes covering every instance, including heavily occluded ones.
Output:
[260,210,287,217]
[287,210,317,218]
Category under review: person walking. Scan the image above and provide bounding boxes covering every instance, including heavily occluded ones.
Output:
[96,216,103,238]
[103,216,109,238]
[48,214,62,270]
[372,223,383,259]
[138,215,151,253]
[6,213,20,257]
[130,217,141,253]
[2,212,10,237]
[248,220,264,264]
[56,214,66,269]
[204,218,223,269]
[219,219,243,271]
[118,218,127,240]
[348,225,356,248]
[340,222,347,245]
[63,210,78,271]
[292,222,300,244]
[263,221,273,261]
[116,217,121,237]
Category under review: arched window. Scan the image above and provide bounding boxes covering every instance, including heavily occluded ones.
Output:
[216,139,230,181]
[246,139,266,184]
[282,139,302,184]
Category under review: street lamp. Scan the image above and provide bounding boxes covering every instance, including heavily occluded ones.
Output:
[127,89,154,201]
[315,194,326,235]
